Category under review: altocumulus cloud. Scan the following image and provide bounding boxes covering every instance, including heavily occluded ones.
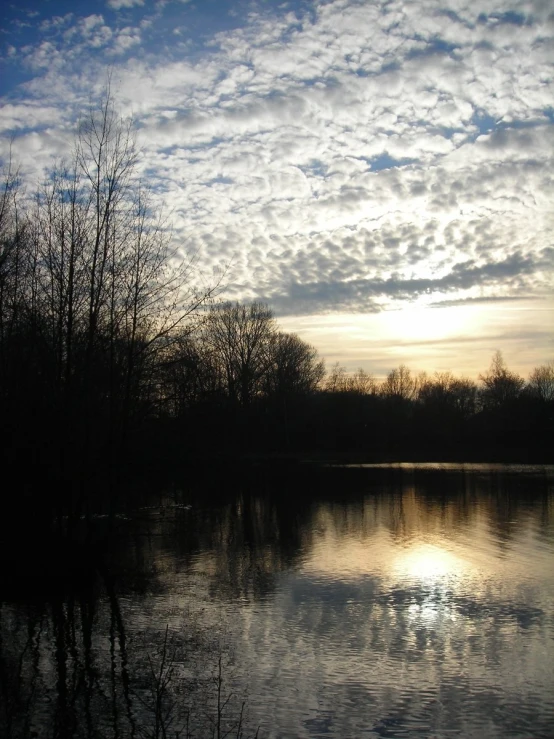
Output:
[0,0,553,370]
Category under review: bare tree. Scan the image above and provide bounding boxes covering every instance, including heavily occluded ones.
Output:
[1,87,219,491]
[418,371,477,419]
[381,364,418,401]
[324,364,375,395]
[203,301,276,406]
[265,332,324,397]
[347,368,376,395]
[479,351,525,410]
[325,362,347,392]
[0,155,26,379]
[527,362,554,402]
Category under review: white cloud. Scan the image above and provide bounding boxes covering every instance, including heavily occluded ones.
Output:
[107,0,144,9]
[40,14,74,32]
[61,14,113,49]
[1,0,553,373]
[110,27,141,54]
[23,41,64,72]
[81,14,105,33]
[0,103,63,134]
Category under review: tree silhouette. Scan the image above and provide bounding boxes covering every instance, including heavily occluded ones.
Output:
[0,89,219,510]
[381,364,418,401]
[479,351,525,410]
[203,301,277,407]
[418,372,477,420]
[526,362,554,402]
[265,332,324,398]
[324,364,375,395]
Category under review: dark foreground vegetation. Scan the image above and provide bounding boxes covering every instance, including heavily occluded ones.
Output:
[1,92,553,531]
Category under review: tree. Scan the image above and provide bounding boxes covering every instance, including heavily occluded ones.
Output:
[381,364,418,401]
[0,88,219,491]
[324,364,375,394]
[265,332,324,397]
[527,362,554,402]
[418,372,477,420]
[156,331,228,416]
[347,368,376,395]
[325,362,347,392]
[479,351,524,410]
[0,156,27,394]
[203,301,276,406]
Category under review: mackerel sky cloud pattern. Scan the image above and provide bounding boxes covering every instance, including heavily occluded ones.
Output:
[1,0,553,374]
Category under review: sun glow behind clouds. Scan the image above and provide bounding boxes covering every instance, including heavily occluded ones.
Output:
[280,297,554,378]
[379,302,475,344]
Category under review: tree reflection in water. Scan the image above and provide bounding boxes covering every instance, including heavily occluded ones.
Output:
[1,463,553,739]
[0,543,257,739]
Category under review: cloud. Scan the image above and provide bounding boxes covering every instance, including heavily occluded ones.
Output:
[257,248,553,316]
[110,27,142,55]
[22,41,63,71]
[0,0,553,375]
[430,296,534,308]
[107,0,145,9]
[40,14,74,32]
[0,103,63,134]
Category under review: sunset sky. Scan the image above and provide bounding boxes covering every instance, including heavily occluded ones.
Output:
[1,0,552,379]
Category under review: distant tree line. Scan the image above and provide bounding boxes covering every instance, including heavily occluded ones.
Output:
[311,351,553,462]
[155,336,552,464]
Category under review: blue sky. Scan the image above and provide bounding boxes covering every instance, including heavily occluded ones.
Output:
[1,0,553,377]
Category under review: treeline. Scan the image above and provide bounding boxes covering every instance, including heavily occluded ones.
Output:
[312,351,554,462]
[1,95,553,514]
[155,323,553,464]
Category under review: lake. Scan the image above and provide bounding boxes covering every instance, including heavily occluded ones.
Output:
[2,463,553,738]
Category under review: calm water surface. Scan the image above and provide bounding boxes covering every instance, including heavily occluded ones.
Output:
[2,463,554,738]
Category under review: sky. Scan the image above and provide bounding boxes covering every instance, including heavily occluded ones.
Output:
[1,0,553,379]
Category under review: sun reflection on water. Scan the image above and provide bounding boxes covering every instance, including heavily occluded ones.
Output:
[393,543,466,583]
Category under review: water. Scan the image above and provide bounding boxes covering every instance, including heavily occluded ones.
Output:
[2,463,554,738]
